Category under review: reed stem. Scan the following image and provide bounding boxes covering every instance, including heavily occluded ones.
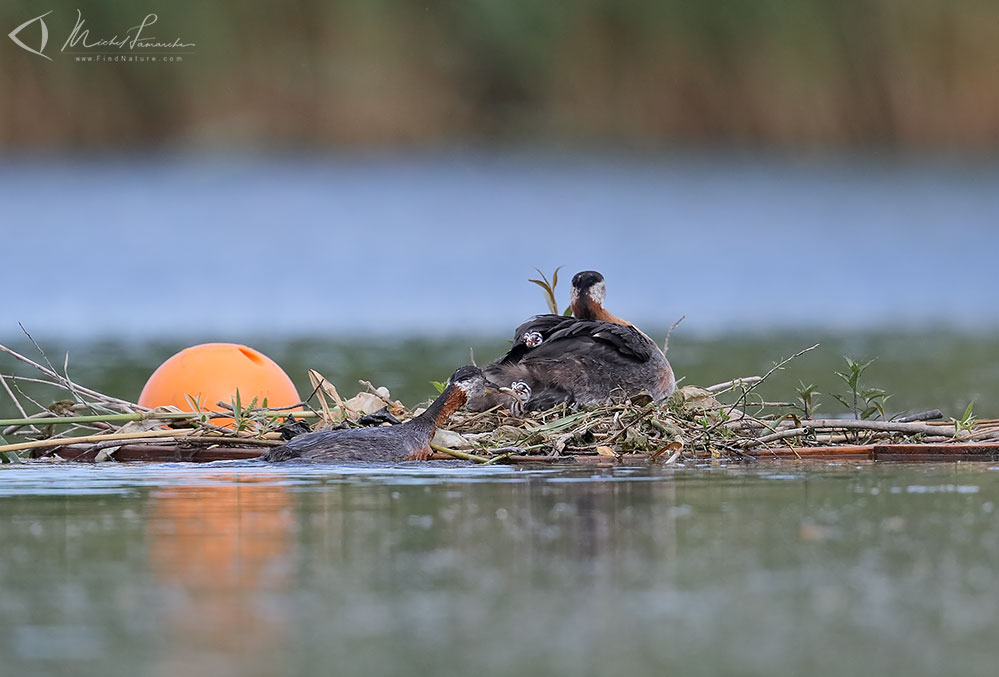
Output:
[0,428,285,454]
[429,443,491,464]
[0,409,321,428]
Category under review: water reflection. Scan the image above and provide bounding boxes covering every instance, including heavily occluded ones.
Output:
[148,478,293,677]
[2,463,999,676]
[295,470,682,583]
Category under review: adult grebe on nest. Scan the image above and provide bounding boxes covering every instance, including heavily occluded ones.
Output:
[568,270,631,324]
[506,270,633,356]
[264,366,499,463]
[466,270,675,413]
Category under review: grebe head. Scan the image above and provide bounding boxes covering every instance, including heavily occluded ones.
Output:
[509,380,532,403]
[570,270,606,310]
[448,365,498,398]
[522,330,544,348]
[500,380,532,417]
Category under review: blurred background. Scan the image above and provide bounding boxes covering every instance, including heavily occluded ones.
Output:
[1,0,998,413]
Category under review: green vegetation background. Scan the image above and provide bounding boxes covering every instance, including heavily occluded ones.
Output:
[3,0,998,150]
[2,332,996,419]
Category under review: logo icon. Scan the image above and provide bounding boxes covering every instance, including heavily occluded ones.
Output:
[8,11,53,60]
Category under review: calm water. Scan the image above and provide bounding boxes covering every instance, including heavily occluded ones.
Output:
[2,461,999,676]
[2,154,998,674]
[2,153,998,337]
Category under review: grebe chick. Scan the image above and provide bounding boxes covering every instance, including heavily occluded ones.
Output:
[506,380,532,417]
[522,331,544,348]
[264,366,496,463]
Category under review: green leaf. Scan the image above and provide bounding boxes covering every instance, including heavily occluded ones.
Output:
[529,268,566,315]
[431,381,447,393]
[528,278,558,314]
[184,393,202,412]
[961,401,975,423]
[831,394,851,408]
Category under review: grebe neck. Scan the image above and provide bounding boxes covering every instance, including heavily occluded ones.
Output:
[573,297,632,326]
[411,383,467,436]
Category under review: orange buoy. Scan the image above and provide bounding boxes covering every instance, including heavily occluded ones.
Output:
[138,343,300,425]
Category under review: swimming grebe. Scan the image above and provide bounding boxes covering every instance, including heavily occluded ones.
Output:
[264,366,497,463]
[466,271,675,412]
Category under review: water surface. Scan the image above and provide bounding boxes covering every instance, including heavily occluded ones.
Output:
[2,461,998,676]
[2,154,997,337]
[3,153,998,675]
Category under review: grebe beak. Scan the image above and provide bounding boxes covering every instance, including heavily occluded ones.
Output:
[496,385,524,400]
[483,379,506,394]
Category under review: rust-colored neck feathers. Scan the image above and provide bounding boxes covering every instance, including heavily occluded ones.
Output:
[434,386,467,428]
[411,383,467,440]
[406,384,467,459]
[573,296,632,326]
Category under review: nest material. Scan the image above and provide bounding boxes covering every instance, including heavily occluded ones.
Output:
[3,338,999,464]
[436,385,999,462]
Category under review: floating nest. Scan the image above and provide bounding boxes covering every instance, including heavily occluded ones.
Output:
[437,383,999,463]
[3,334,998,465]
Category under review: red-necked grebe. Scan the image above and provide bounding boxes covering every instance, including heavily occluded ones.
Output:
[569,270,631,325]
[264,366,498,462]
[508,270,630,354]
[467,271,676,413]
